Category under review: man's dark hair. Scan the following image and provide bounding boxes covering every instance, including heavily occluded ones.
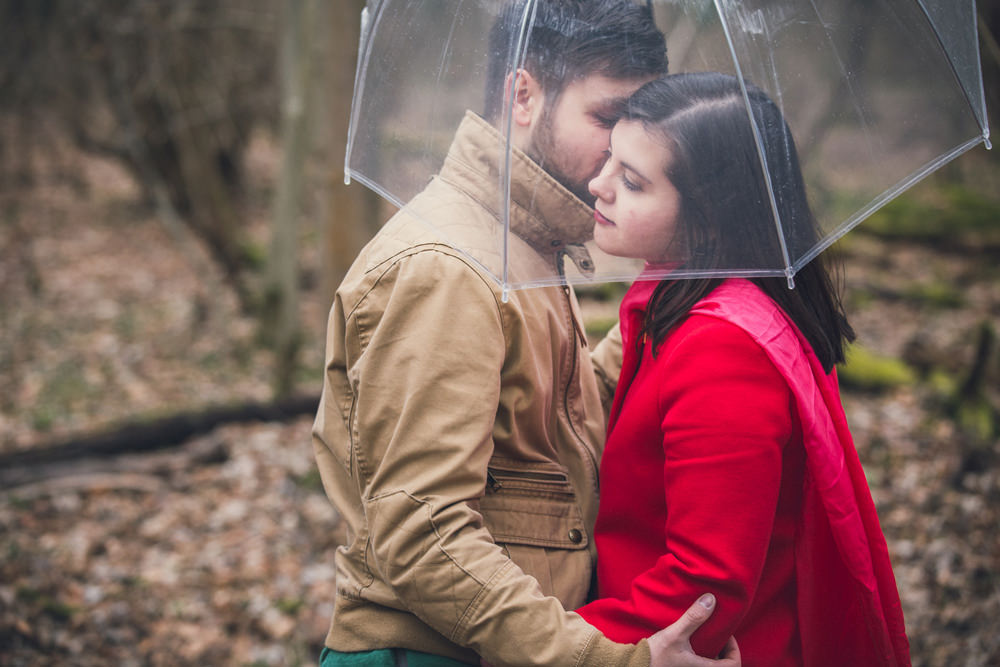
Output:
[484,0,668,121]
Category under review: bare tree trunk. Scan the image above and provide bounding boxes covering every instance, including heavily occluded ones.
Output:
[315,0,385,325]
[266,0,317,398]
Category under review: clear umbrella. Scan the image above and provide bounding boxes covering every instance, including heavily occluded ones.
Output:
[345,0,990,295]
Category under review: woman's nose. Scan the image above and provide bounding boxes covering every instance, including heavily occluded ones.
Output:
[588,169,612,202]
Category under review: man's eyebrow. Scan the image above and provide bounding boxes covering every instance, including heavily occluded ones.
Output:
[593,96,630,118]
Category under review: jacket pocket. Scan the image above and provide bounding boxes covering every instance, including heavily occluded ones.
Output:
[481,458,589,549]
[480,458,592,608]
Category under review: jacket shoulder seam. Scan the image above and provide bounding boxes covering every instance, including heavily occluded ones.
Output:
[347,245,507,348]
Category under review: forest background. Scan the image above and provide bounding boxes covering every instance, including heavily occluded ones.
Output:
[0,1,998,665]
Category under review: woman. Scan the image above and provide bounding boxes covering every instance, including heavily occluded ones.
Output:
[575,73,911,666]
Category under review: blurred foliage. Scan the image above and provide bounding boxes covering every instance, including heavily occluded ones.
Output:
[846,278,969,313]
[276,597,305,616]
[928,369,960,398]
[31,360,91,432]
[900,281,966,309]
[838,343,918,392]
[584,316,618,341]
[954,398,998,443]
[860,185,1000,248]
[294,467,325,493]
[241,239,272,272]
[575,281,629,303]
[949,320,1000,444]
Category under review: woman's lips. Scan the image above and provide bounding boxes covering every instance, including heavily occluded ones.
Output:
[594,209,615,226]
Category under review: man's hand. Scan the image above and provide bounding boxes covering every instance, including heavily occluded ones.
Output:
[648,594,741,667]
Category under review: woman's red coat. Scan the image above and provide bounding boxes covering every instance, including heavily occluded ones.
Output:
[577,278,910,667]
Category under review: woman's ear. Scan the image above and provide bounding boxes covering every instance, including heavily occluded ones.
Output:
[506,68,544,129]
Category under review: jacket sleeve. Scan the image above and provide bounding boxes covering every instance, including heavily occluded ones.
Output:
[590,320,623,416]
[577,316,794,658]
[349,250,649,667]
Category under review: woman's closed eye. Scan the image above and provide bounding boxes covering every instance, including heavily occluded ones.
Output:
[622,173,642,192]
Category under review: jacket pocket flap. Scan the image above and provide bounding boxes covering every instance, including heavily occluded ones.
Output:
[480,459,588,550]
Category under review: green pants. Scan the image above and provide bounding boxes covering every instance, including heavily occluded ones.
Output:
[319,647,474,667]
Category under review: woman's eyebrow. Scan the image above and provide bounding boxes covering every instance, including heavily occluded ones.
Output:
[619,160,652,184]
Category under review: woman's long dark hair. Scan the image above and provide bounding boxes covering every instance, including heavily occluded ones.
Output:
[625,73,854,372]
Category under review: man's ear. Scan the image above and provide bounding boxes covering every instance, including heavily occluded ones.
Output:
[505,68,544,129]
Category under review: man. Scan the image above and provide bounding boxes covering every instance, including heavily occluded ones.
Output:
[312,2,738,665]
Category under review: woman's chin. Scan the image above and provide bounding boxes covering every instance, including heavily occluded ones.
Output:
[592,230,614,257]
[594,238,640,261]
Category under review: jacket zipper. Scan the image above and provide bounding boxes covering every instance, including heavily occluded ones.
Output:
[486,467,574,496]
[486,469,503,492]
[487,467,569,483]
[561,285,600,494]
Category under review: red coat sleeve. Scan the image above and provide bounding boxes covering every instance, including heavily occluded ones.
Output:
[577,315,795,657]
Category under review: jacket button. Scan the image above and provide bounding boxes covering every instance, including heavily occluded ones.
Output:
[568,529,583,544]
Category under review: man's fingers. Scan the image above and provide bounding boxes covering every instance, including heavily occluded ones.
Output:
[674,593,716,637]
[647,594,716,656]
[718,636,741,665]
[648,594,740,667]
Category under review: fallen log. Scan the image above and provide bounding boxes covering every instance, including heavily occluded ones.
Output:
[0,393,320,488]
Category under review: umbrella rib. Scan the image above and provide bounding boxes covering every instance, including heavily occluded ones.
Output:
[805,0,878,169]
[499,0,540,300]
[793,133,990,275]
[713,0,795,285]
[912,0,991,140]
[344,2,383,186]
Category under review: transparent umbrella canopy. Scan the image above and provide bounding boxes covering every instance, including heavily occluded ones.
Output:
[345,0,990,294]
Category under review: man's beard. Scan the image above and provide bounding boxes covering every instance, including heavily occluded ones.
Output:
[526,107,596,207]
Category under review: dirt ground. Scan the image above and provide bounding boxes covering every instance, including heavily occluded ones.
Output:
[0,143,998,666]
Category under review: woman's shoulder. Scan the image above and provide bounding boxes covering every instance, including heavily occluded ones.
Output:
[684,279,798,350]
[692,278,787,325]
[656,312,792,419]
[659,281,793,379]
[664,311,770,361]
[661,279,814,396]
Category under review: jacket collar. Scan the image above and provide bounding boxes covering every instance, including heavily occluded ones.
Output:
[438,112,597,275]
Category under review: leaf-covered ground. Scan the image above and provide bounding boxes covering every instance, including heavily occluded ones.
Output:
[1,144,998,666]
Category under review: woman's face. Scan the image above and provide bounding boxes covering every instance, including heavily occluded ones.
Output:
[588,120,682,263]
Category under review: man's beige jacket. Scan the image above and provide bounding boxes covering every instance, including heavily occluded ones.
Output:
[312,113,642,666]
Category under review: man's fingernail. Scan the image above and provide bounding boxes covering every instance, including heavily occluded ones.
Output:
[698,594,715,609]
